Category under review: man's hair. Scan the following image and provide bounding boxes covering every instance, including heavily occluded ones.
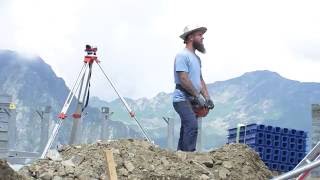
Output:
[183,34,193,44]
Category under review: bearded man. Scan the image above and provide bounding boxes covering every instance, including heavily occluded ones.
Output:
[172,25,214,152]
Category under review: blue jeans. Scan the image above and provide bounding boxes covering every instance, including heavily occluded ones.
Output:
[173,101,198,152]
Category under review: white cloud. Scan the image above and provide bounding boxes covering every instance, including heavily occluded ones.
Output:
[1,0,320,101]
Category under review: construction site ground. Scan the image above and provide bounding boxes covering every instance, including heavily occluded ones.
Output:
[1,139,274,179]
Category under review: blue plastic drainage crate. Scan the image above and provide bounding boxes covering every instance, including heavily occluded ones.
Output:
[281,142,289,149]
[281,135,289,142]
[281,128,290,135]
[297,138,305,145]
[226,123,308,173]
[273,149,281,156]
[274,134,281,141]
[273,141,281,148]
[289,151,296,158]
[296,130,307,138]
[289,137,296,143]
[278,164,289,172]
[246,137,264,146]
[265,139,273,146]
[296,144,306,152]
[265,133,273,140]
[265,125,274,132]
[289,143,296,150]
[290,129,297,136]
[288,165,295,171]
[263,153,272,161]
[274,126,281,134]
[272,154,280,162]
[271,163,279,171]
[288,157,295,164]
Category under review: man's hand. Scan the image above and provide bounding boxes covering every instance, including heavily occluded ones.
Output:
[189,95,206,107]
[205,99,214,110]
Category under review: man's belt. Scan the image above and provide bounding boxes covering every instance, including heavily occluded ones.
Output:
[175,84,209,117]
[175,84,192,96]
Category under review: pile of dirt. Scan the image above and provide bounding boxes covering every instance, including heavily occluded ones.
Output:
[19,139,273,180]
[0,159,25,180]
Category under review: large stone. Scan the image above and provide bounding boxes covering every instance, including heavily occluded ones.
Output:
[218,167,230,179]
[160,157,169,166]
[200,174,210,180]
[222,161,233,169]
[39,171,54,180]
[70,155,85,166]
[46,149,62,161]
[124,161,135,172]
[62,159,75,167]
[52,176,63,180]
[175,151,187,161]
[118,167,129,176]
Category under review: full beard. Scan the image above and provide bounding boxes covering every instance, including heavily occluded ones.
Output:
[193,41,206,54]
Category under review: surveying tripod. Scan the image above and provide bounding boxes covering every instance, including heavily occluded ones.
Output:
[40,45,151,158]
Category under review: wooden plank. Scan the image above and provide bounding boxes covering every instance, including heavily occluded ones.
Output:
[104,149,118,180]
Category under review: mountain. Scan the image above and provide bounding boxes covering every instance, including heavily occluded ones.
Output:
[0,50,140,152]
[1,49,319,152]
[90,70,320,150]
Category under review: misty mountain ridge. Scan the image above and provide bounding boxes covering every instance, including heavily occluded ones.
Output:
[1,49,319,151]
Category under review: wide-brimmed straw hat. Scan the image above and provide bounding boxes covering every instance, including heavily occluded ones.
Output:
[179,25,207,40]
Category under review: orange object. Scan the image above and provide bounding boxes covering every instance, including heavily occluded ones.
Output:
[193,106,209,117]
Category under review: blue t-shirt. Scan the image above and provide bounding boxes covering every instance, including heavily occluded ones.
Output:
[173,48,202,102]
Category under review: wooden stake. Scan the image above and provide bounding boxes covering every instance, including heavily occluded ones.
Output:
[104,149,118,180]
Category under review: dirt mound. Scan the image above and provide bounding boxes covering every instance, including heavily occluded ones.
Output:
[19,139,273,179]
[0,159,25,180]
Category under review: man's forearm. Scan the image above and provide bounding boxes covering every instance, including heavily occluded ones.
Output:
[200,79,210,100]
[180,78,199,97]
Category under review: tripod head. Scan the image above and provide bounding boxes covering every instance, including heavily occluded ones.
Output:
[85,44,98,55]
[84,45,99,63]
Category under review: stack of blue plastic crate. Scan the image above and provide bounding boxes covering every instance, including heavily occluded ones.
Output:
[227,124,307,172]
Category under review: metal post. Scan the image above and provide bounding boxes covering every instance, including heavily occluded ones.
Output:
[7,96,16,150]
[197,117,202,152]
[38,106,51,152]
[0,95,13,150]
[100,107,109,140]
[162,117,174,150]
[69,62,92,145]
[236,124,245,143]
[69,102,83,145]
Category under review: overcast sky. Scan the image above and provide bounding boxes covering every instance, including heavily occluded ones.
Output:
[1,0,320,101]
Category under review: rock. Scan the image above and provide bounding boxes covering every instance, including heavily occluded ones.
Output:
[124,161,135,172]
[113,149,120,154]
[118,167,129,176]
[218,167,230,179]
[46,149,62,161]
[128,153,135,158]
[39,171,54,180]
[160,157,169,166]
[195,156,214,168]
[214,160,223,165]
[175,151,187,161]
[0,159,25,180]
[70,155,85,166]
[74,145,82,149]
[78,174,92,180]
[222,161,233,169]
[65,165,75,175]
[149,165,155,171]
[52,176,63,180]
[200,174,210,180]
[62,159,75,167]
